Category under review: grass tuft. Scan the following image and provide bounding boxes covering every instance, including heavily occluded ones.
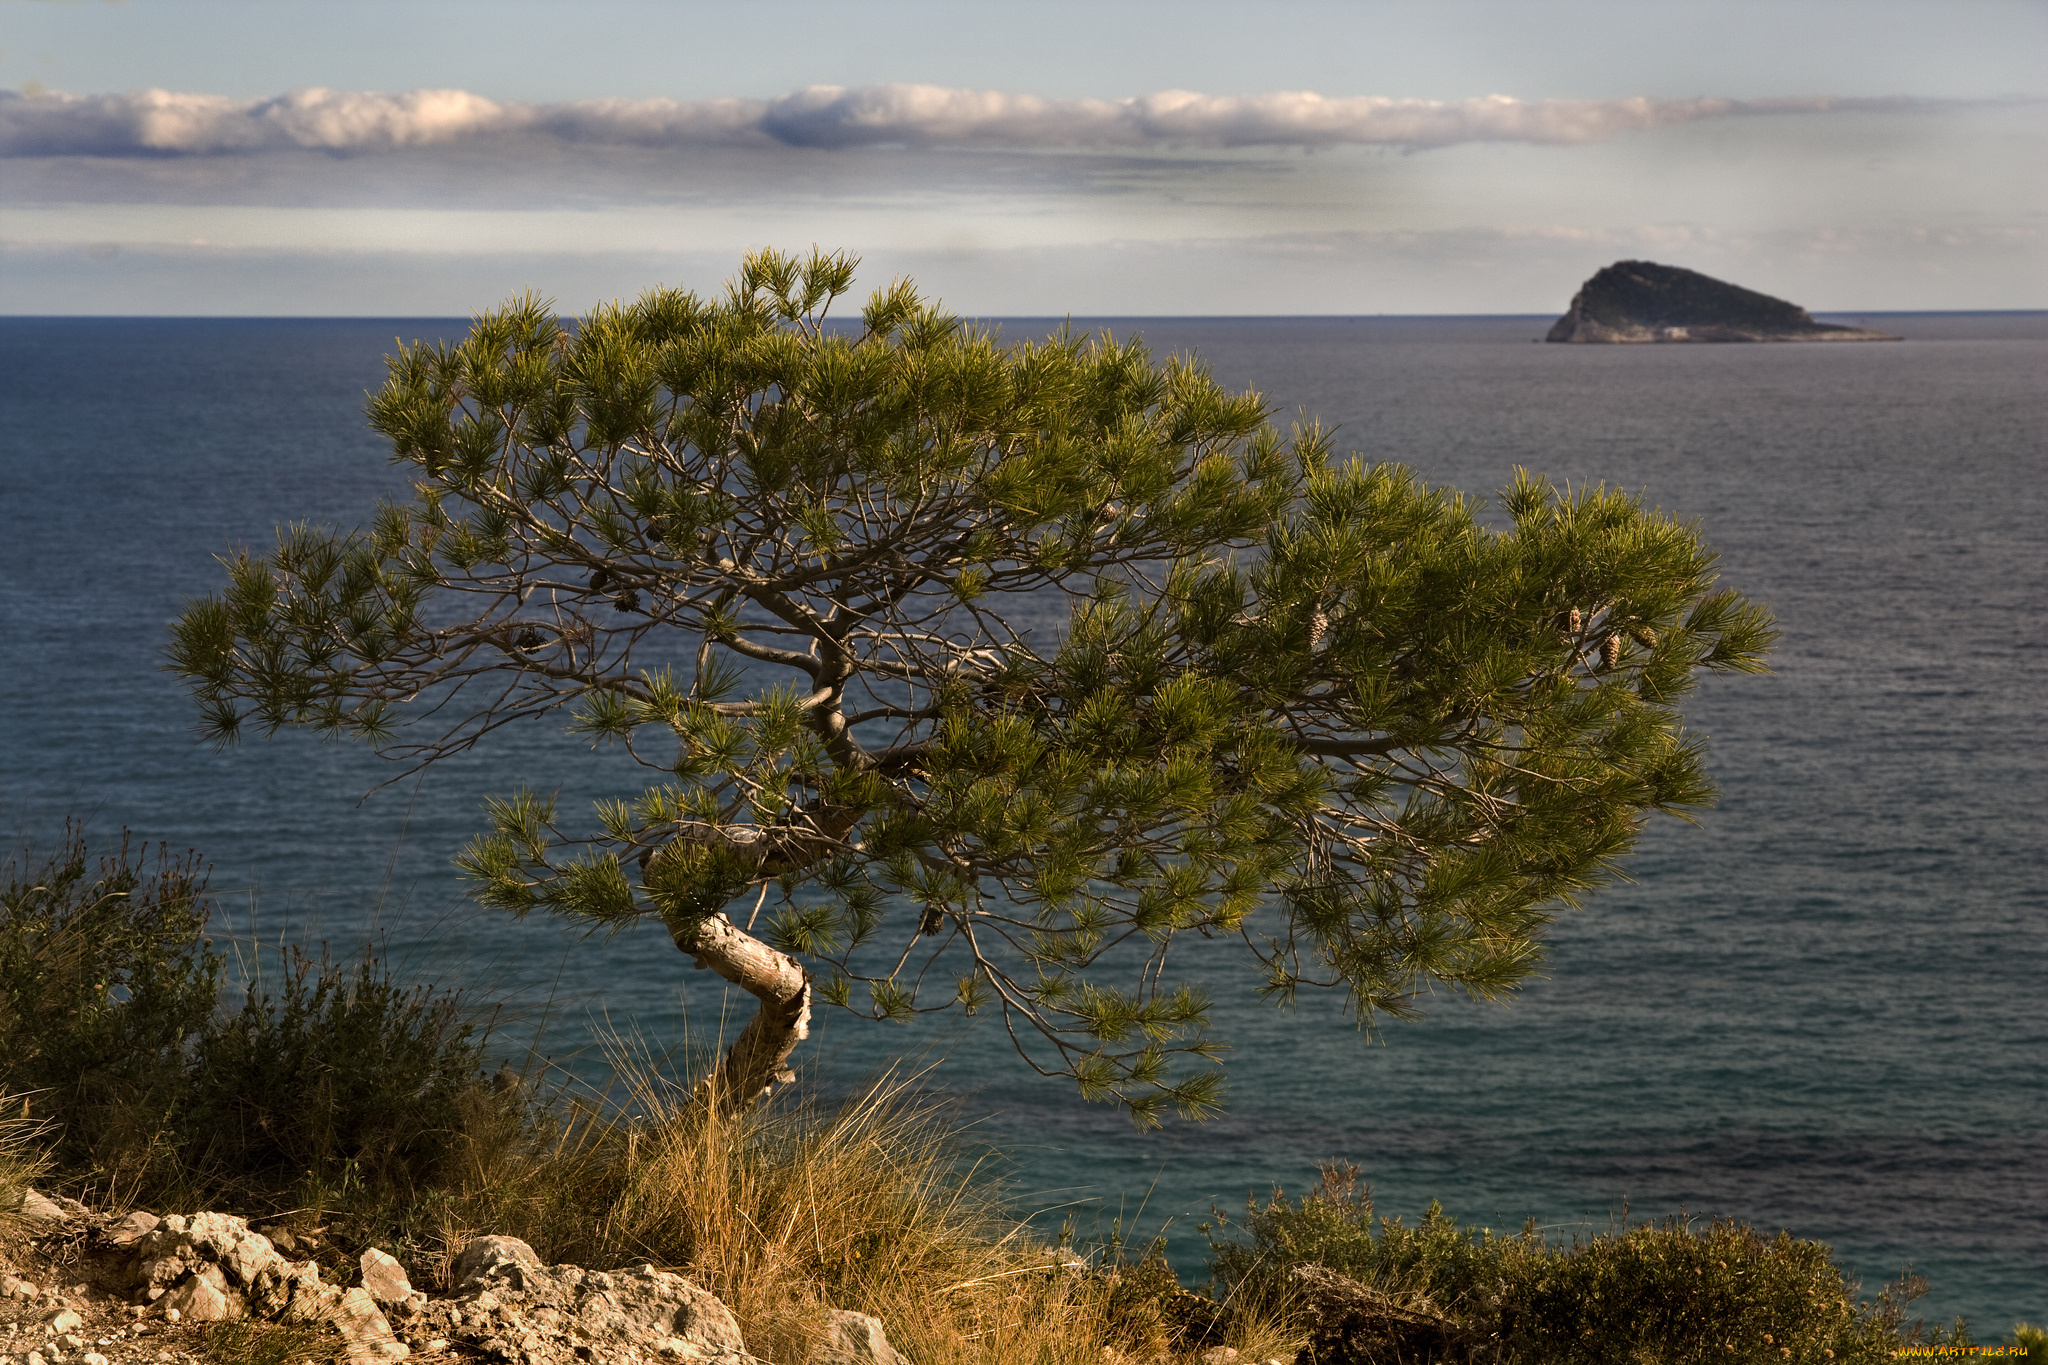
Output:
[0,1092,53,1255]
[198,1318,333,1365]
[435,1040,1297,1363]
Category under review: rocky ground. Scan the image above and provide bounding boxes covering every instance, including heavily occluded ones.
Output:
[4,1192,208,1365]
[3,1189,1323,1365]
[1,1189,810,1364]
[3,1276,211,1365]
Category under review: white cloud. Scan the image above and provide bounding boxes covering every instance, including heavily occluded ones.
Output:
[0,87,518,155]
[0,82,1927,158]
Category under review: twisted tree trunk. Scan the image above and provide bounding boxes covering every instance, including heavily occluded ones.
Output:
[663,908,812,1116]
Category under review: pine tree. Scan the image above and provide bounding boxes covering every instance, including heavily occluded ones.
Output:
[168,250,1775,1125]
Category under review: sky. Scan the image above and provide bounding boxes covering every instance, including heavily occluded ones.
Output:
[2,0,2044,316]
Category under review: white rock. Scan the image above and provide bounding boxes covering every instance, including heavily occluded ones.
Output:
[35,1312,78,1335]
[16,1193,66,1228]
[808,1309,908,1365]
[448,1235,542,1289]
[104,1212,159,1249]
[157,1268,239,1322]
[329,1286,408,1363]
[358,1248,413,1306]
[411,1260,748,1364]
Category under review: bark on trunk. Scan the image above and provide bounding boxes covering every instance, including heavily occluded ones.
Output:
[663,908,811,1116]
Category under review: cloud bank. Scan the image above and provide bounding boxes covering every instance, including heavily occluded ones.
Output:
[0,83,1907,158]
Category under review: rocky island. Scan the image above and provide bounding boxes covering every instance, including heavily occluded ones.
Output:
[1547,261,1899,343]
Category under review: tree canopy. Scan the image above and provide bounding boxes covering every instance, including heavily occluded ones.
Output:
[169,249,1775,1124]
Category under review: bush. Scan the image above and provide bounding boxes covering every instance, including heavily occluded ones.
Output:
[1210,1161,1543,1325]
[1499,1219,1929,1364]
[1099,1252,1228,1358]
[182,943,512,1208]
[0,824,220,1174]
[1209,1161,1959,1364]
[0,825,518,1258]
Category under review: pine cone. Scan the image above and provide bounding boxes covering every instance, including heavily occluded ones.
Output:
[1308,609,1330,653]
[614,589,641,613]
[588,567,612,594]
[1632,626,1657,648]
[919,904,946,936]
[1602,634,1622,670]
[1568,607,1584,633]
[514,627,543,651]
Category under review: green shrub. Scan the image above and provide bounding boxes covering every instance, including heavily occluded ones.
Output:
[1099,1252,1227,1357]
[1,825,520,1260]
[1209,1161,1541,1324]
[182,943,510,1205]
[1498,1219,1926,1364]
[1209,1161,1957,1364]
[0,824,221,1177]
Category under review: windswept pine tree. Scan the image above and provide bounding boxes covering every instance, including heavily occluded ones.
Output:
[169,250,1774,1124]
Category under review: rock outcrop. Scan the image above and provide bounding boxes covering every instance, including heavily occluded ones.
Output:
[408,1250,749,1364]
[4,1191,926,1365]
[1547,260,1898,343]
[131,1212,408,1361]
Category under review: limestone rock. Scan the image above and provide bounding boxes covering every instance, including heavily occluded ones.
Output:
[157,1265,242,1321]
[18,1190,84,1227]
[131,1210,408,1361]
[808,1308,908,1365]
[409,1253,747,1364]
[449,1233,542,1288]
[1547,260,1899,344]
[39,1306,83,1333]
[105,1211,161,1249]
[359,1247,415,1306]
[333,1284,411,1362]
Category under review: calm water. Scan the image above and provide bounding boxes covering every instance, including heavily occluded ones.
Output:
[1,313,2042,1329]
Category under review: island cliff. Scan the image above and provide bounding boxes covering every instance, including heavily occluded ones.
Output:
[1547,261,1899,343]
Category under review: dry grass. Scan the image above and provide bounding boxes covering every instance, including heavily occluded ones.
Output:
[421,1042,1297,1365]
[0,1092,53,1257]
[197,1319,333,1365]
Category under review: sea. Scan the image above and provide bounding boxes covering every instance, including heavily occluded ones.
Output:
[0,312,2042,1331]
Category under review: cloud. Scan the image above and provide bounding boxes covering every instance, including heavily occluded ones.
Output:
[0,83,1929,158]
[0,87,518,155]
